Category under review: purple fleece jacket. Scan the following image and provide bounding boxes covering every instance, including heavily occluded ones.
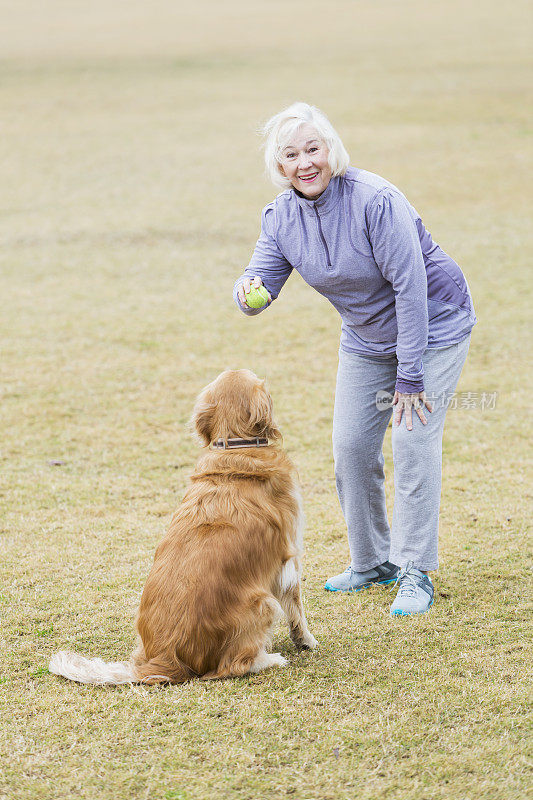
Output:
[233,167,476,393]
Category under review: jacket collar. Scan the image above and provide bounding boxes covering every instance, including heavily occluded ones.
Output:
[292,173,344,215]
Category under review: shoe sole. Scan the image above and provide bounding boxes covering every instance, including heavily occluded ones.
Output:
[324,578,397,593]
[390,599,434,616]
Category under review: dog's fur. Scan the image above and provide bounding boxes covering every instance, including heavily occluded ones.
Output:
[49,369,317,685]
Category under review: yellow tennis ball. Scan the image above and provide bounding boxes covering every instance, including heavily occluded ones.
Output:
[246,285,269,308]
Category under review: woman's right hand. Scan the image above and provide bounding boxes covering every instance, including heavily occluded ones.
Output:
[237,275,272,308]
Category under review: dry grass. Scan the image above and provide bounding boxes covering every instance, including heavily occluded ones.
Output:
[0,1,531,798]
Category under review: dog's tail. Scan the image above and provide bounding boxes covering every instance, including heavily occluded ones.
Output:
[49,651,138,685]
[49,651,195,686]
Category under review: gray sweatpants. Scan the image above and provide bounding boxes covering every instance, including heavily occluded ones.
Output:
[332,335,471,572]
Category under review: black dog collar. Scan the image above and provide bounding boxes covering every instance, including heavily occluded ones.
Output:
[211,437,269,450]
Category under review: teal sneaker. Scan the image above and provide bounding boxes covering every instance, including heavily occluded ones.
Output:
[390,562,434,616]
[325,561,399,592]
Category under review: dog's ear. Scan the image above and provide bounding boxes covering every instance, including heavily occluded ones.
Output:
[266,419,282,441]
[191,391,217,446]
[249,381,282,441]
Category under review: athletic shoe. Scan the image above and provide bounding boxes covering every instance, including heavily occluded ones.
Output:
[390,561,434,616]
[324,561,399,592]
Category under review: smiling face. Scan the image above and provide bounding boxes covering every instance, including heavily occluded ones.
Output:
[279,123,332,199]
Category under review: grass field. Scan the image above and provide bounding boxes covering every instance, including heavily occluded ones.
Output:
[0,1,532,798]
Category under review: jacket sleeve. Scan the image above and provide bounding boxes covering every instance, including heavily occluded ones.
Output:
[367,189,428,393]
[233,203,293,316]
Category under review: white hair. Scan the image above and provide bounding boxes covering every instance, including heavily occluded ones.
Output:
[262,102,350,190]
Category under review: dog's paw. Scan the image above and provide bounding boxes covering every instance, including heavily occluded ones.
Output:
[300,633,318,651]
[249,651,288,673]
[269,653,288,668]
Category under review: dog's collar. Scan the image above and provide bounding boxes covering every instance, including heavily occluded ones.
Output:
[211,437,269,450]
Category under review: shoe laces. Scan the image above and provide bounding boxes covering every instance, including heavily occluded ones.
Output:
[393,560,419,598]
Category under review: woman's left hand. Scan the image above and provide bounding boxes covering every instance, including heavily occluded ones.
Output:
[392,391,433,431]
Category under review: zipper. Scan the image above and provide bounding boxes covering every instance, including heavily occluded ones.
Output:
[314,205,332,268]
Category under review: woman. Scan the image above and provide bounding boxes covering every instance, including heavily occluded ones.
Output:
[233,103,476,616]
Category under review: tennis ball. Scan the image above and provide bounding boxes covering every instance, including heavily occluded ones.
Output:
[245,285,269,308]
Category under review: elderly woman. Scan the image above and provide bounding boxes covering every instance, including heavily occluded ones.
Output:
[233,103,476,616]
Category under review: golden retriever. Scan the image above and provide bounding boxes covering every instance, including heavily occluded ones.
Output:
[49,369,317,685]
